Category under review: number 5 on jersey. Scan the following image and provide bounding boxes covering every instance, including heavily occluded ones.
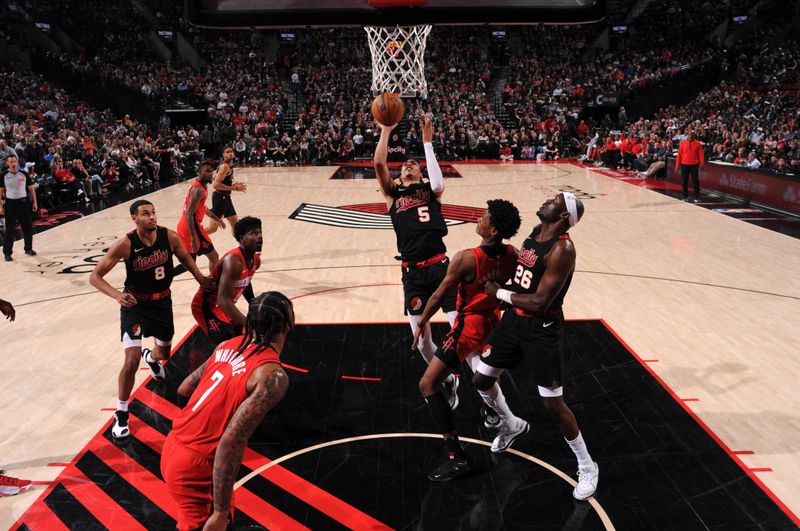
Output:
[418,206,429,222]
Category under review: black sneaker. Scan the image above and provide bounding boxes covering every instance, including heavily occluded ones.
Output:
[112,411,130,444]
[3,255,11,262]
[24,250,36,256]
[481,405,501,429]
[428,453,472,483]
[142,348,165,381]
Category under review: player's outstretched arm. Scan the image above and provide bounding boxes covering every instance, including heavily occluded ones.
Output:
[168,229,215,291]
[89,237,137,308]
[421,114,444,197]
[374,123,398,200]
[208,364,289,529]
[487,240,575,314]
[412,250,472,350]
[178,357,211,397]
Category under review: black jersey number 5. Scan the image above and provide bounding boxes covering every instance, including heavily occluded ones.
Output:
[418,206,430,222]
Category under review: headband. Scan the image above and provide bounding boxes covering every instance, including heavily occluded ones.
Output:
[562,192,579,227]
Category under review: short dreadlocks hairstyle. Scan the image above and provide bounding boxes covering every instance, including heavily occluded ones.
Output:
[237,291,293,358]
[234,216,262,242]
[486,199,521,240]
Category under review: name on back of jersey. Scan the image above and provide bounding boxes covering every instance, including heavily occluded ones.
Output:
[215,348,247,376]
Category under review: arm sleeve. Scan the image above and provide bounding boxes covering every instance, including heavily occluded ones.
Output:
[424,142,444,194]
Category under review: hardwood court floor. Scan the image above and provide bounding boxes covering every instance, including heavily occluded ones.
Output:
[1,161,798,528]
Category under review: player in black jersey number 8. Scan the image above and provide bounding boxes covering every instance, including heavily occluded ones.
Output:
[90,200,216,444]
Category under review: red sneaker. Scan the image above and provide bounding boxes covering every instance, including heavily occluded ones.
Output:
[0,470,32,496]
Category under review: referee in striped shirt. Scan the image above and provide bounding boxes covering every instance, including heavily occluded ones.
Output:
[1,155,37,261]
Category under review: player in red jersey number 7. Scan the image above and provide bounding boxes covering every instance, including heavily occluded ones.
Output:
[162,292,293,531]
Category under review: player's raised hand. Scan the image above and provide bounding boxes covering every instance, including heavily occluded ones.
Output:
[421,113,433,144]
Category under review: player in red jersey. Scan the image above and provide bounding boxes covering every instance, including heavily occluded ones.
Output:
[413,199,526,482]
[176,162,225,273]
[192,216,262,343]
[162,292,293,531]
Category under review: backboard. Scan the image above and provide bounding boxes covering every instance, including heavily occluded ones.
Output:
[186,0,607,28]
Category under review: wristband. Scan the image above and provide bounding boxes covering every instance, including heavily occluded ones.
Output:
[496,288,514,305]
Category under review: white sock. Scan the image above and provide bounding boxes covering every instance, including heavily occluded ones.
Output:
[478,383,514,421]
[117,400,128,412]
[144,350,156,364]
[408,315,436,364]
[566,432,593,469]
[446,311,457,328]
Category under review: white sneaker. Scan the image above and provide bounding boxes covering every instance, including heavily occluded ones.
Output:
[573,461,599,500]
[441,374,459,410]
[142,348,165,381]
[491,417,529,453]
[112,410,130,443]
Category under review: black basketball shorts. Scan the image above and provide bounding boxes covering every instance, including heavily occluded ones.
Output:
[211,192,237,218]
[120,297,175,345]
[401,258,457,315]
[478,310,564,392]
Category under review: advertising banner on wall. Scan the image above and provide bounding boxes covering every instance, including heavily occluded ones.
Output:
[666,160,800,214]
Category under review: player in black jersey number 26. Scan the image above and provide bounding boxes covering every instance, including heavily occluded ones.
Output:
[374,114,459,406]
[480,192,600,501]
[90,199,215,444]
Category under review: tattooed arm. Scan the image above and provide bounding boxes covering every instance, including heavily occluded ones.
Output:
[208,363,289,523]
[178,358,211,398]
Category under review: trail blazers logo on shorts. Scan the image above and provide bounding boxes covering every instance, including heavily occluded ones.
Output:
[289,203,485,229]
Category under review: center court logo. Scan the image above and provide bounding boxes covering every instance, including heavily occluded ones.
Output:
[289,202,485,229]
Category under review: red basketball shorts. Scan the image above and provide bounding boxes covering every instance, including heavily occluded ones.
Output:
[161,433,230,531]
[436,311,500,369]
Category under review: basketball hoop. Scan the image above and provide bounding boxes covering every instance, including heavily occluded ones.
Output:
[365,24,432,99]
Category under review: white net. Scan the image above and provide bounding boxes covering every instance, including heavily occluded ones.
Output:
[364,25,432,99]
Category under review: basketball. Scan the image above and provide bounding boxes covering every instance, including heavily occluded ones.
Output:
[371,92,405,126]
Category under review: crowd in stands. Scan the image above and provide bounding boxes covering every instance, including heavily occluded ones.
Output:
[577,38,799,176]
[0,0,797,220]
[0,68,204,211]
